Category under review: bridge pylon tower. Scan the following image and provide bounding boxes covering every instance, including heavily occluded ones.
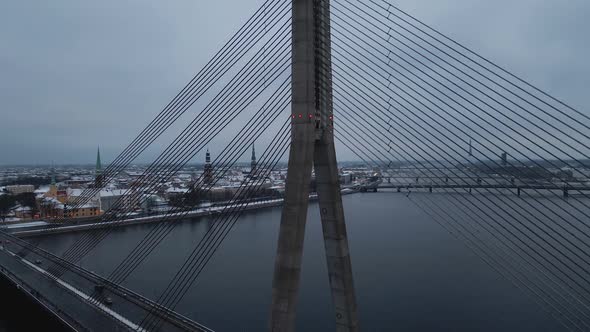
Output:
[270,0,359,331]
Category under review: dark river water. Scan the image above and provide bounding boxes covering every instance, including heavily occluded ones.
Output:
[36,192,567,331]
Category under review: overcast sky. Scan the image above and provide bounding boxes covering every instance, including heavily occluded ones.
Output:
[0,0,588,165]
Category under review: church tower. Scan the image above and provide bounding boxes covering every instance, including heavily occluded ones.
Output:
[49,161,58,197]
[203,149,213,185]
[250,143,257,175]
[95,146,103,187]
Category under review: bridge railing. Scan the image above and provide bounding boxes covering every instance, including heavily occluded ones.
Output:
[0,231,214,332]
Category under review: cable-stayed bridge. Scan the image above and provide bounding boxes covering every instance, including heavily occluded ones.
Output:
[2,0,590,331]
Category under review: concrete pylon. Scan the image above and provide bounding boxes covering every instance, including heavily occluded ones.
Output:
[269,0,359,331]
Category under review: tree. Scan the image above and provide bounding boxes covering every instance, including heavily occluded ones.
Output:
[0,177,52,187]
[15,193,36,208]
[0,195,16,219]
[169,188,208,209]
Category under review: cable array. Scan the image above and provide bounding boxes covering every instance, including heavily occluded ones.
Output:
[46,2,292,277]
[97,79,291,291]
[54,0,291,221]
[139,121,292,331]
[322,0,590,329]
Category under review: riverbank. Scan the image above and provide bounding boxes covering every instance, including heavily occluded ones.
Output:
[10,197,290,238]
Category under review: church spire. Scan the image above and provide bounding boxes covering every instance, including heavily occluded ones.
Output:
[48,160,58,197]
[204,148,213,185]
[96,146,102,176]
[251,143,257,172]
[95,146,103,187]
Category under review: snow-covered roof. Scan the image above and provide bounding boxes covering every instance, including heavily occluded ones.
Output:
[67,188,84,197]
[67,188,128,198]
[78,203,99,209]
[40,197,65,209]
[100,189,128,197]
[165,187,189,193]
[126,172,144,177]
[35,185,50,194]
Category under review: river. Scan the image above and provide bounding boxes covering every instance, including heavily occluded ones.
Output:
[36,191,567,331]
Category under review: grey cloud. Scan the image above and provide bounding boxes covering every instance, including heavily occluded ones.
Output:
[0,0,588,164]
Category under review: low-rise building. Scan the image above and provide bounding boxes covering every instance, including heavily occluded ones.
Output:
[38,196,100,219]
[6,185,35,195]
[12,205,33,220]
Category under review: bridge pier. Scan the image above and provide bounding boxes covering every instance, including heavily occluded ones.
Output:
[270,1,359,331]
[517,187,521,196]
[564,188,569,198]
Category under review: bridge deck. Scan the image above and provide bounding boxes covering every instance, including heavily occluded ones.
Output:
[0,231,213,332]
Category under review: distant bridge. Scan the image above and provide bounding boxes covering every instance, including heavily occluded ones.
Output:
[367,183,590,198]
